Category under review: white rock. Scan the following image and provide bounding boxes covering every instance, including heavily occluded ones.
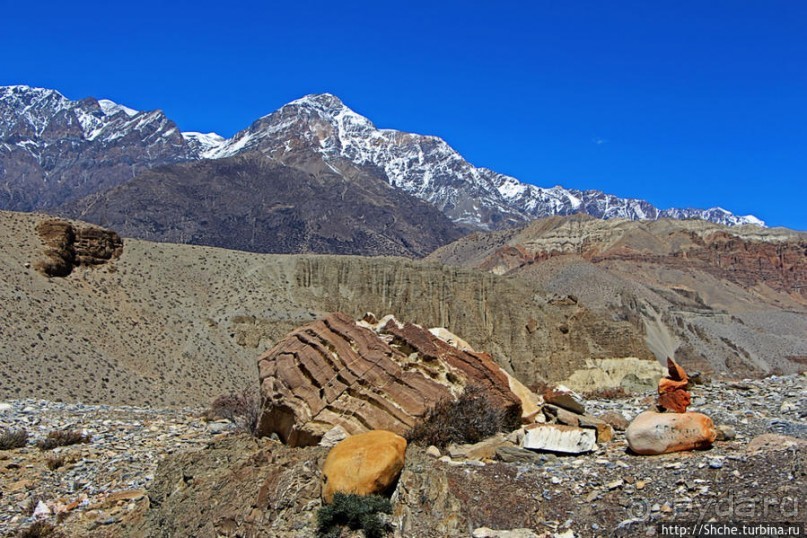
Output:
[0,402,12,413]
[523,424,596,454]
[473,527,542,538]
[318,425,349,448]
[33,500,51,518]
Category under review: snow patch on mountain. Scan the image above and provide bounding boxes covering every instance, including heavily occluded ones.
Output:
[98,99,138,118]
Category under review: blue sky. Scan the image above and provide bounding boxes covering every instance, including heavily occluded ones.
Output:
[3,0,805,229]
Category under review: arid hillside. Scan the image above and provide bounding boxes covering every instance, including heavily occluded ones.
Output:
[0,211,660,406]
[429,214,807,378]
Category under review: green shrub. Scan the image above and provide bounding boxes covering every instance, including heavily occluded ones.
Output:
[0,428,29,450]
[206,387,260,435]
[317,493,392,538]
[407,384,519,448]
[36,430,91,451]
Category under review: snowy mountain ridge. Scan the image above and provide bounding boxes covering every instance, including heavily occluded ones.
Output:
[0,85,764,228]
[197,92,764,229]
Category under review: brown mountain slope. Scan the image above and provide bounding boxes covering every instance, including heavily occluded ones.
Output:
[428,215,807,377]
[58,152,465,257]
[0,211,659,406]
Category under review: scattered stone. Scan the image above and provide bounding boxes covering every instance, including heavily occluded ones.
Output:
[495,445,545,464]
[473,527,542,538]
[321,430,406,503]
[33,500,51,518]
[523,424,596,454]
[543,404,580,427]
[708,458,724,469]
[206,421,230,435]
[318,425,349,448]
[747,433,807,454]
[577,415,614,443]
[598,411,629,432]
[715,424,736,441]
[543,385,585,415]
[448,435,507,461]
[626,411,716,455]
[425,445,441,458]
[0,403,12,414]
[606,479,624,490]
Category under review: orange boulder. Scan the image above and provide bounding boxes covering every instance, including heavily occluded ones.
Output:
[626,411,716,455]
[321,430,407,504]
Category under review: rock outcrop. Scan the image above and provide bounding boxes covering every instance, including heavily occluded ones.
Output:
[657,357,691,413]
[256,313,523,447]
[321,430,407,503]
[34,219,123,277]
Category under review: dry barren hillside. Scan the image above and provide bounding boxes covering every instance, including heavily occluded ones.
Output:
[0,211,662,406]
[429,215,807,378]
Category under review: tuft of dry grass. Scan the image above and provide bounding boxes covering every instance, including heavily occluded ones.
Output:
[0,428,29,450]
[36,430,92,451]
[206,387,261,435]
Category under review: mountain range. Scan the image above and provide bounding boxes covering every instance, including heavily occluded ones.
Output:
[0,85,764,256]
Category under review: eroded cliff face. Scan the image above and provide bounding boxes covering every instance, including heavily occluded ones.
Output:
[428,216,807,378]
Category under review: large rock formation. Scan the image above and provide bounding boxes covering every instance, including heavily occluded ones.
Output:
[34,218,123,277]
[256,313,523,447]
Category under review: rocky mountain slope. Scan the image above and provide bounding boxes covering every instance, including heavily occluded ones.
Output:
[61,152,465,256]
[1,85,764,236]
[429,215,807,377]
[0,85,197,210]
[0,210,657,407]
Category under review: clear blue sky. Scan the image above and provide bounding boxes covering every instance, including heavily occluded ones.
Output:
[3,0,805,229]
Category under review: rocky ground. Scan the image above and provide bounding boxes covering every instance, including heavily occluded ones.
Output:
[1,374,804,537]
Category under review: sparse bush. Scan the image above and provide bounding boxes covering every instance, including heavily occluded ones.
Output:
[36,430,91,451]
[17,520,62,538]
[317,493,392,538]
[407,384,520,448]
[0,428,29,450]
[45,454,66,471]
[206,387,261,435]
[584,386,629,400]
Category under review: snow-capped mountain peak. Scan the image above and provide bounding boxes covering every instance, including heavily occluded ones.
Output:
[98,98,138,118]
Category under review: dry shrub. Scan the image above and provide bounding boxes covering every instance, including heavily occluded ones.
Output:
[0,428,29,450]
[36,430,91,451]
[584,386,629,400]
[407,384,520,448]
[206,387,260,435]
[45,454,67,471]
[17,521,64,538]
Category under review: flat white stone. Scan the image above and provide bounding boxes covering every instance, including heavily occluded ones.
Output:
[522,424,596,454]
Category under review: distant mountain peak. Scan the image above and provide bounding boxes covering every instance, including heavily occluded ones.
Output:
[288,92,346,110]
